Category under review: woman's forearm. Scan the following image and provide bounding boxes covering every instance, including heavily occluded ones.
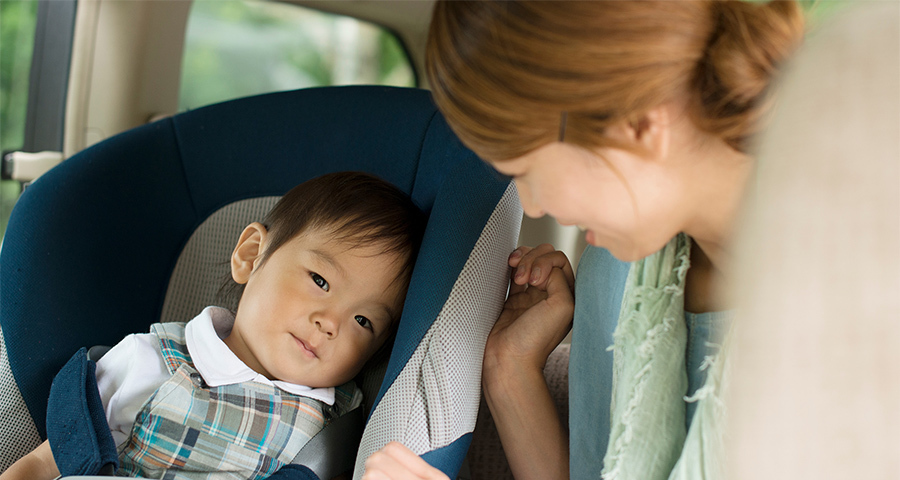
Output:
[483,358,569,480]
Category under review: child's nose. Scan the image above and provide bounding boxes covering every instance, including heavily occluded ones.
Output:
[313,313,339,338]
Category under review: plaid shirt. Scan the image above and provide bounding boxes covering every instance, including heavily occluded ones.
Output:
[117,322,356,479]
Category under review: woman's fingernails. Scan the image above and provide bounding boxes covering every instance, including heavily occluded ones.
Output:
[515,266,525,280]
[510,249,523,259]
[530,267,541,284]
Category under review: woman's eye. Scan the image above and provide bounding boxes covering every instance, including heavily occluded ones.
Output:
[355,315,373,331]
[310,273,329,292]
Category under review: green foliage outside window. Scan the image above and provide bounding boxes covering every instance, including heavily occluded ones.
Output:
[179,1,415,111]
[0,0,37,240]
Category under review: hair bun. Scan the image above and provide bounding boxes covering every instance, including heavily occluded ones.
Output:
[696,0,804,149]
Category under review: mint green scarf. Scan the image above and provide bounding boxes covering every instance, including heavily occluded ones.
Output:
[601,234,729,480]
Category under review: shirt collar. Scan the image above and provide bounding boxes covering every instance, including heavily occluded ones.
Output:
[183,306,335,405]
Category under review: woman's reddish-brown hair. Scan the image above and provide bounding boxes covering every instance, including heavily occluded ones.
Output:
[426,0,804,160]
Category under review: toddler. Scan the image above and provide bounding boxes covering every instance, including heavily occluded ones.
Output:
[2,171,426,480]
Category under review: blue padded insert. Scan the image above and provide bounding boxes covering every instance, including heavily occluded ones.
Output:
[171,86,439,219]
[0,86,468,436]
[420,433,474,479]
[2,120,195,436]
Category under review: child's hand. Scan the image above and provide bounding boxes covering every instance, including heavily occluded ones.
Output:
[362,442,449,480]
[485,244,575,374]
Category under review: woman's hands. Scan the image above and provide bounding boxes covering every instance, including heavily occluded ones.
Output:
[480,244,574,480]
[362,442,448,480]
[361,245,575,480]
[485,244,575,376]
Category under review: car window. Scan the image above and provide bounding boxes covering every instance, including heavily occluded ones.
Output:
[179,0,415,111]
[0,0,38,241]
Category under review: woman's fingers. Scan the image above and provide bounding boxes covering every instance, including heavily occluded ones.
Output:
[510,244,574,292]
[531,253,575,292]
[511,244,553,285]
[508,268,529,296]
[506,267,574,318]
[491,264,575,370]
[495,245,577,369]
[362,442,449,480]
[508,245,535,295]
[545,265,576,309]
[508,246,532,268]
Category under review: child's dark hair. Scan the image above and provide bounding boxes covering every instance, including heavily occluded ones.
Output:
[219,171,427,315]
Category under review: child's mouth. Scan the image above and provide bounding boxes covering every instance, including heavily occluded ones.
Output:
[292,334,318,358]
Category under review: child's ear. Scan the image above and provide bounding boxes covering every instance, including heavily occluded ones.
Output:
[231,222,268,284]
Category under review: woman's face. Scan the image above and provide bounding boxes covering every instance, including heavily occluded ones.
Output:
[490,141,687,262]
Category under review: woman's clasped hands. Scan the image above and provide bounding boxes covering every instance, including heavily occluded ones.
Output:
[362,244,575,480]
[484,244,575,377]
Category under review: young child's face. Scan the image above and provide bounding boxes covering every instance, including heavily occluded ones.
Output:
[227,223,406,388]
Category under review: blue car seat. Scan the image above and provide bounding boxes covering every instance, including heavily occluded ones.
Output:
[0,86,522,478]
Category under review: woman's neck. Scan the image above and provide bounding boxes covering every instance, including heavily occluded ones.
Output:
[675,129,753,313]
[680,134,754,275]
[684,241,721,313]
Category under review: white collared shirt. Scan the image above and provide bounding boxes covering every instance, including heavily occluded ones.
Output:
[96,306,333,447]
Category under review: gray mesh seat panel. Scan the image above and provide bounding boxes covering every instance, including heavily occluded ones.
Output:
[0,326,43,470]
[160,197,280,323]
[354,184,522,478]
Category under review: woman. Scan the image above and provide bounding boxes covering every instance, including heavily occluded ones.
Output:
[364,1,804,479]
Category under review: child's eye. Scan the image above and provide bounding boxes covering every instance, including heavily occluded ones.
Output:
[310,272,329,292]
[355,315,373,331]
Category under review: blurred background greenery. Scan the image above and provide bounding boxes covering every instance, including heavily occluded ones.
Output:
[1,0,36,240]
[178,0,413,111]
[0,0,414,240]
